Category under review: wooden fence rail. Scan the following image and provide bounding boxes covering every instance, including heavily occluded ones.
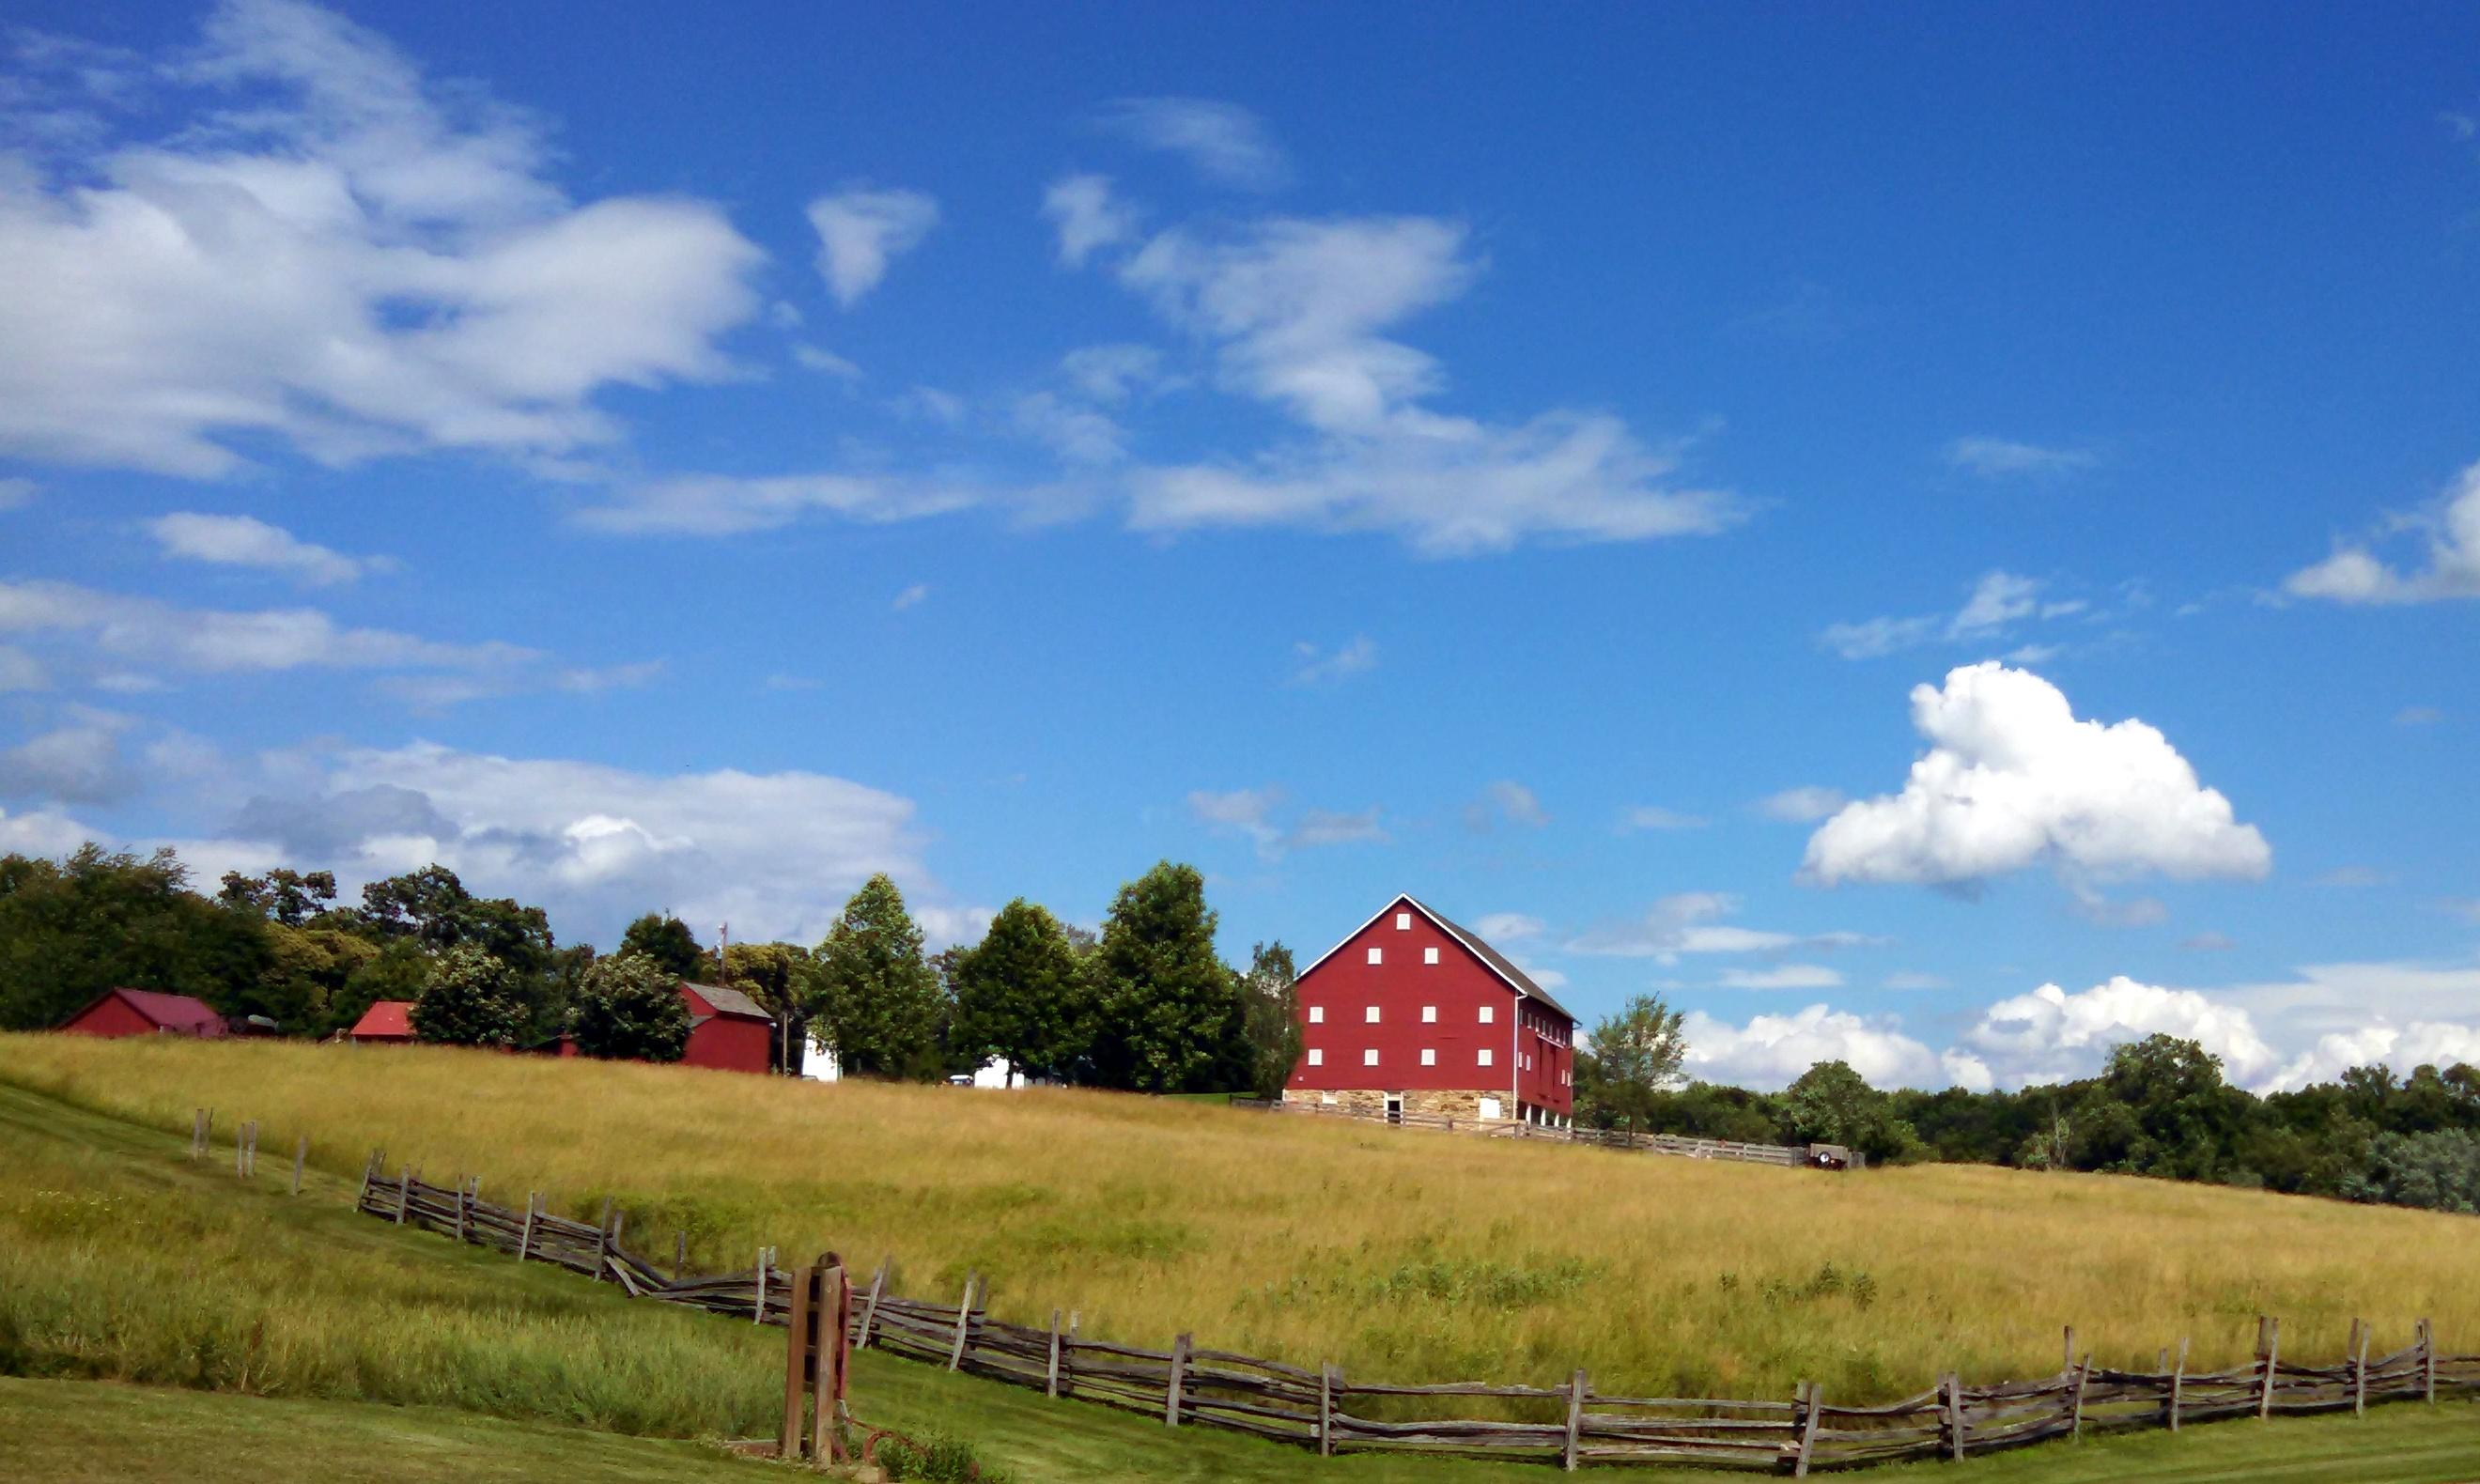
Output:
[351,1162,2472,1473]
[1226,1098,1850,1169]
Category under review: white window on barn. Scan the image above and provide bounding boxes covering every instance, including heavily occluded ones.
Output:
[1365,1005,1381,1024]
[1479,1048,1494,1067]
[1307,1048,1324,1067]
[1368,947,1383,965]
[1480,1097,1502,1120]
[1479,1005,1495,1024]
[1395,911,1411,930]
[1363,1048,1379,1067]
[1421,1005,1436,1023]
[1420,1048,1436,1067]
[1309,1005,1325,1024]
[1423,946,1439,965]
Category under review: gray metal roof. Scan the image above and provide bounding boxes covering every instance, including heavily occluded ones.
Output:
[684,982,773,1021]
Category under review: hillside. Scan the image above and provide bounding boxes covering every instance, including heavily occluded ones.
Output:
[6,1035,2474,1409]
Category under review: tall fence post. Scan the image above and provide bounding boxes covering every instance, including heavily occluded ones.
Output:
[780,1257,815,1460]
[1318,1363,1335,1458]
[1791,1381,1821,1477]
[1165,1333,1192,1428]
[2166,1337,2188,1431]
[2069,1353,2090,1440]
[455,1177,470,1244]
[947,1272,978,1370]
[1561,1368,1587,1471]
[356,1148,378,1209]
[2062,1325,2074,1375]
[1046,1308,1064,1399]
[814,1260,848,1465]
[2257,1316,2281,1420]
[857,1260,887,1350]
[518,1192,538,1263]
[191,1108,207,1160]
[2422,1318,2437,1404]
[1941,1372,1964,1461]
[290,1132,308,1197]
[394,1167,411,1225]
[595,1198,615,1275]
[755,1246,774,1323]
[2351,1319,2369,1417]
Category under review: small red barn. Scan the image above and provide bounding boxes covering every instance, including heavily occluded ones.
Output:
[679,982,775,1074]
[1287,893,1576,1127]
[348,1000,416,1044]
[56,987,228,1040]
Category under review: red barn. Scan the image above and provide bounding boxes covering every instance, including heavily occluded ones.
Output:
[679,982,775,1074]
[56,987,228,1040]
[1287,893,1575,1127]
[347,1000,416,1044]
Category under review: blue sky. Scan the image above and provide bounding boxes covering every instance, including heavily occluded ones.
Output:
[6,1,2479,1092]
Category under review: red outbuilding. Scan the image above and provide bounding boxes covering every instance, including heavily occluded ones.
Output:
[1286,893,1576,1127]
[679,982,776,1074]
[56,987,229,1040]
[347,1000,416,1044]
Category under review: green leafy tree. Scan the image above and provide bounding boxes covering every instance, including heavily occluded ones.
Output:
[409,942,527,1047]
[1586,994,1689,1134]
[327,938,430,1039]
[218,868,338,927]
[1087,861,1248,1093]
[718,941,814,1073]
[0,844,274,1030]
[1781,1059,1921,1163]
[263,924,380,1037]
[809,874,946,1079]
[620,913,707,982]
[950,899,1093,1086]
[357,865,555,977]
[1238,940,1301,1101]
[569,950,692,1061]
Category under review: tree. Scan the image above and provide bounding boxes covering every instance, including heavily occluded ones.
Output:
[357,865,555,976]
[1587,994,1688,1134]
[262,923,380,1036]
[950,899,1093,1086]
[620,913,706,982]
[409,943,527,1047]
[809,874,946,1079]
[718,941,814,1073]
[569,951,692,1061]
[1780,1060,1921,1163]
[0,844,274,1030]
[328,938,430,1040]
[218,868,338,927]
[1087,861,1248,1093]
[1237,940,1301,1101]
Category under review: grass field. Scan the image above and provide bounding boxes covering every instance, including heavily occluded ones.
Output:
[6,1034,2476,1412]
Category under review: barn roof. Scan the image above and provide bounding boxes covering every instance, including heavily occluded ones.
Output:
[683,982,773,1021]
[106,988,227,1035]
[1297,894,1576,1025]
[349,1000,415,1039]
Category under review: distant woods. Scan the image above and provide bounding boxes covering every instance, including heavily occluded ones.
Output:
[0,843,1293,1097]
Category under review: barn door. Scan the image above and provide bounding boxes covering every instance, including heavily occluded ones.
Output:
[1385,1093,1403,1125]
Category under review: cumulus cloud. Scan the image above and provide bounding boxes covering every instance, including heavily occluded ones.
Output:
[806,186,939,308]
[1681,1004,1941,1090]
[0,0,765,477]
[1094,98,1290,191]
[144,512,372,586]
[1043,175,1141,268]
[1959,976,2281,1088]
[1803,662,2271,889]
[2286,462,2480,604]
[1945,436,2097,479]
[1289,635,1377,686]
[0,719,137,804]
[2265,1021,2480,1092]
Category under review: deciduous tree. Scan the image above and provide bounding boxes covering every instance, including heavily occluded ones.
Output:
[569,950,691,1061]
[809,874,945,1079]
[410,942,527,1047]
[1087,861,1248,1093]
[1238,940,1301,1101]
[950,899,1092,1085]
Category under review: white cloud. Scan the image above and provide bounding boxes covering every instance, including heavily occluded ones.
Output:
[0,645,49,692]
[0,720,136,804]
[574,471,980,536]
[1288,806,1387,848]
[1567,892,1870,962]
[1060,344,1170,403]
[1821,570,2047,660]
[1043,175,1141,268]
[1759,786,1847,823]
[1716,964,1844,991]
[891,583,930,611]
[2286,462,2480,604]
[792,344,863,380]
[144,512,371,586]
[0,0,764,477]
[1012,393,1128,465]
[805,186,939,308]
[1945,436,2097,479]
[0,577,535,677]
[1959,976,2281,1088]
[2395,705,2443,727]
[1470,912,1545,943]
[1681,1004,1941,1090]
[1290,635,1377,686]
[1186,785,1385,858]
[1803,662,2271,888]
[2264,1021,2480,1092]
[0,803,96,858]
[1617,804,1707,832]
[1095,98,1290,191]
[1465,780,1548,830]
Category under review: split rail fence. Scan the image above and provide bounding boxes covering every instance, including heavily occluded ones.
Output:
[352,1156,2475,1474]
[1230,1097,1852,1169]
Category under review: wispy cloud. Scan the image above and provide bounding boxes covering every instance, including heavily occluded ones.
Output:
[2286,462,2480,605]
[144,513,377,587]
[1945,436,2098,479]
[806,186,939,308]
[1290,635,1377,686]
[1094,98,1291,191]
[1617,804,1708,832]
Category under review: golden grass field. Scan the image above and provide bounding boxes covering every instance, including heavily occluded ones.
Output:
[5,1034,2471,1408]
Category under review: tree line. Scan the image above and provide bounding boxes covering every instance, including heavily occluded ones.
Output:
[0,844,1302,1096]
[1574,991,2480,1216]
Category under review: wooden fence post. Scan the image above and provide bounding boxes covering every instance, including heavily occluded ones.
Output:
[290,1132,307,1197]
[1791,1381,1821,1478]
[1165,1333,1192,1428]
[1941,1372,1964,1461]
[675,1229,689,1279]
[1561,1368,1587,1471]
[2069,1354,2090,1440]
[356,1149,376,1208]
[1318,1363,1335,1458]
[518,1192,538,1262]
[454,1178,469,1244]
[814,1261,848,1465]
[755,1247,774,1323]
[857,1260,887,1350]
[780,1258,815,1460]
[2166,1337,2187,1432]
[595,1198,615,1275]
[946,1272,977,1370]
[2421,1318,2437,1404]
[2258,1317,2280,1420]
[1046,1308,1064,1399]
[2351,1320,2369,1417]
[2062,1325,2075,1375]
[394,1167,411,1225]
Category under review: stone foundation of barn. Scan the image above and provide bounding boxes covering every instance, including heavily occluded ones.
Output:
[1282,1087,1511,1121]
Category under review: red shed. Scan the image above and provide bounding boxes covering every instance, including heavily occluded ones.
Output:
[679,982,775,1074]
[56,987,228,1039]
[1286,893,1576,1127]
[348,1000,416,1044]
